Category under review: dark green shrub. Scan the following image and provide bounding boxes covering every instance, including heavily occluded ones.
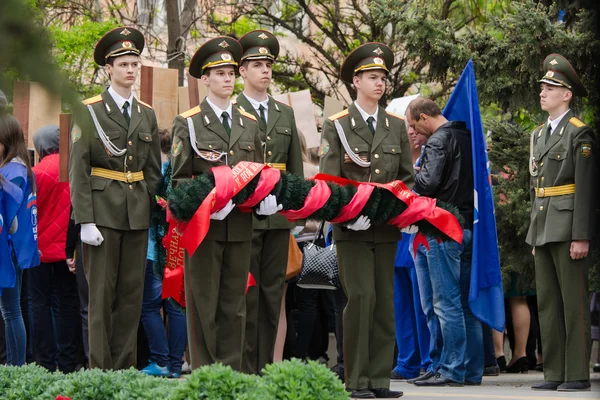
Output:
[171,363,265,400]
[261,359,349,400]
[0,364,63,400]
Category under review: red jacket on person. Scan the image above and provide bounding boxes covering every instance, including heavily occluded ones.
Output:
[32,153,71,262]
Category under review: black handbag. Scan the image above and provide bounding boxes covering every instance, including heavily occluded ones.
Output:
[297,222,340,290]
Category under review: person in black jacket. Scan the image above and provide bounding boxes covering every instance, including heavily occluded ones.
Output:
[405,98,483,387]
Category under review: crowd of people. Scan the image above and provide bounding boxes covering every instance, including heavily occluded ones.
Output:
[0,24,599,399]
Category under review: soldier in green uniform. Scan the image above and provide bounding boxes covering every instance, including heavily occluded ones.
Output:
[527,54,596,392]
[319,43,414,399]
[235,29,304,375]
[171,36,280,371]
[69,26,162,370]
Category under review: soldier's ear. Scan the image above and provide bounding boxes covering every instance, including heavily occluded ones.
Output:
[563,89,573,103]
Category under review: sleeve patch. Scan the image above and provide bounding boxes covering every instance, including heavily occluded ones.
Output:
[71,124,82,143]
[319,138,330,156]
[581,143,592,158]
[171,136,183,157]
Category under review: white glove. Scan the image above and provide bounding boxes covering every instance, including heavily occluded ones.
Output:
[345,215,371,231]
[291,226,304,236]
[81,223,104,246]
[256,195,283,216]
[401,225,419,234]
[210,199,235,220]
[8,217,18,235]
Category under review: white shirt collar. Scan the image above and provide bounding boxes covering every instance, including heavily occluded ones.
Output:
[354,102,379,125]
[243,93,269,111]
[108,86,134,113]
[205,97,233,122]
[547,109,570,134]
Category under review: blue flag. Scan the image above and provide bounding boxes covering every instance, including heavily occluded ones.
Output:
[0,179,23,290]
[442,60,505,332]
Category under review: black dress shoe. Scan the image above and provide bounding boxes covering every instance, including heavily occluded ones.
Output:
[535,363,543,372]
[506,356,529,373]
[496,356,507,372]
[349,388,376,399]
[331,363,344,382]
[531,381,562,391]
[414,373,464,387]
[390,370,409,380]
[557,381,591,392]
[407,370,434,384]
[372,388,403,398]
[483,364,499,376]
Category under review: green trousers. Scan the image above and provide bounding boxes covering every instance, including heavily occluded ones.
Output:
[336,240,396,390]
[184,239,252,370]
[243,229,289,375]
[535,241,591,382]
[84,226,148,370]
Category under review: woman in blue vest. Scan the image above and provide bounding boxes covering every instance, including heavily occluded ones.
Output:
[0,111,39,366]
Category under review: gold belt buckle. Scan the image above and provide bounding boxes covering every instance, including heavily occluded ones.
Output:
[126,172,133,183]
[539,187,545,197]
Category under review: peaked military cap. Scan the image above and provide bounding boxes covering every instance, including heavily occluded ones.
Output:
[189,36,242,78]
[94,26,144,66]
[340,42,394,84]
[239,30,280,63]
[539,53,587,97]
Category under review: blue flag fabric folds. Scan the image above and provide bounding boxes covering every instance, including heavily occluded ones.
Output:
[0,179,23,290]
[442,60,505,332]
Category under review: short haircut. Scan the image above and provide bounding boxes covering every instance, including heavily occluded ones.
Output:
[407,98,442,121]
[158,128,172,154]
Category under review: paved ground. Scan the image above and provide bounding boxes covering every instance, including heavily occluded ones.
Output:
[386,371,600,400]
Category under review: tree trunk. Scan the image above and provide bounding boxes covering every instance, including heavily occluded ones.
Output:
[166,0,185,85]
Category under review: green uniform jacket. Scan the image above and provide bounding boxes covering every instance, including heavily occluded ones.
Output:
[319,104,414,243]
[171,98,262,242]
[69,89,161,230]
[235,94,304,230]
[526,110,596,246]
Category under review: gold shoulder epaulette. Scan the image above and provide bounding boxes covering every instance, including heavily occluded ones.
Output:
[328,109,349,121]
[82,95,102,105]
[274,99,291,109]
[179,106,201,119]
[138,99,153,109]
[239,109,257,121]
[569,117,586,128]
[387,112,405,120]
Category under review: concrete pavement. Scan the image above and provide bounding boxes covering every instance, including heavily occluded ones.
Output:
[387,371,600,400]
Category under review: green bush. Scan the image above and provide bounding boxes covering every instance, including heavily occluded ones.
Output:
[171,363,265,400]
[261,359,349,400]
[0,364,63,400]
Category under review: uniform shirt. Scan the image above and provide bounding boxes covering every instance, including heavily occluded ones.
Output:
[354,102,378,130]
[108,86,134,118]
[547,108,570,135]
[242,93,269,123]
[205,97,233,127]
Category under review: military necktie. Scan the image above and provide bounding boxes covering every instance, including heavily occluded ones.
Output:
[367,116,375,134]
[122,101,131,126]
[222,111,231,135]
[258,104,267,131]
[545,124,552,143]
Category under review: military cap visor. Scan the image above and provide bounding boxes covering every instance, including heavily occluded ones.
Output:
[539,53,587,97]
[340,43,394,84]
[94,27,144,66]
[239,30,280,62]
[189,37,242,78]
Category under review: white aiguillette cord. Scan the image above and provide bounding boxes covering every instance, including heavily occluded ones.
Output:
[334,119,370,168]
[187,117,228,164]
[87,105,127,158]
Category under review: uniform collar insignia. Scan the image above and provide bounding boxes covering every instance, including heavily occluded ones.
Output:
[204,114,210,125]
[240,116,244,127]
[351,117,356,128]
[105,103,111,112]
[274,102,279,111]
[137,103,141,113]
